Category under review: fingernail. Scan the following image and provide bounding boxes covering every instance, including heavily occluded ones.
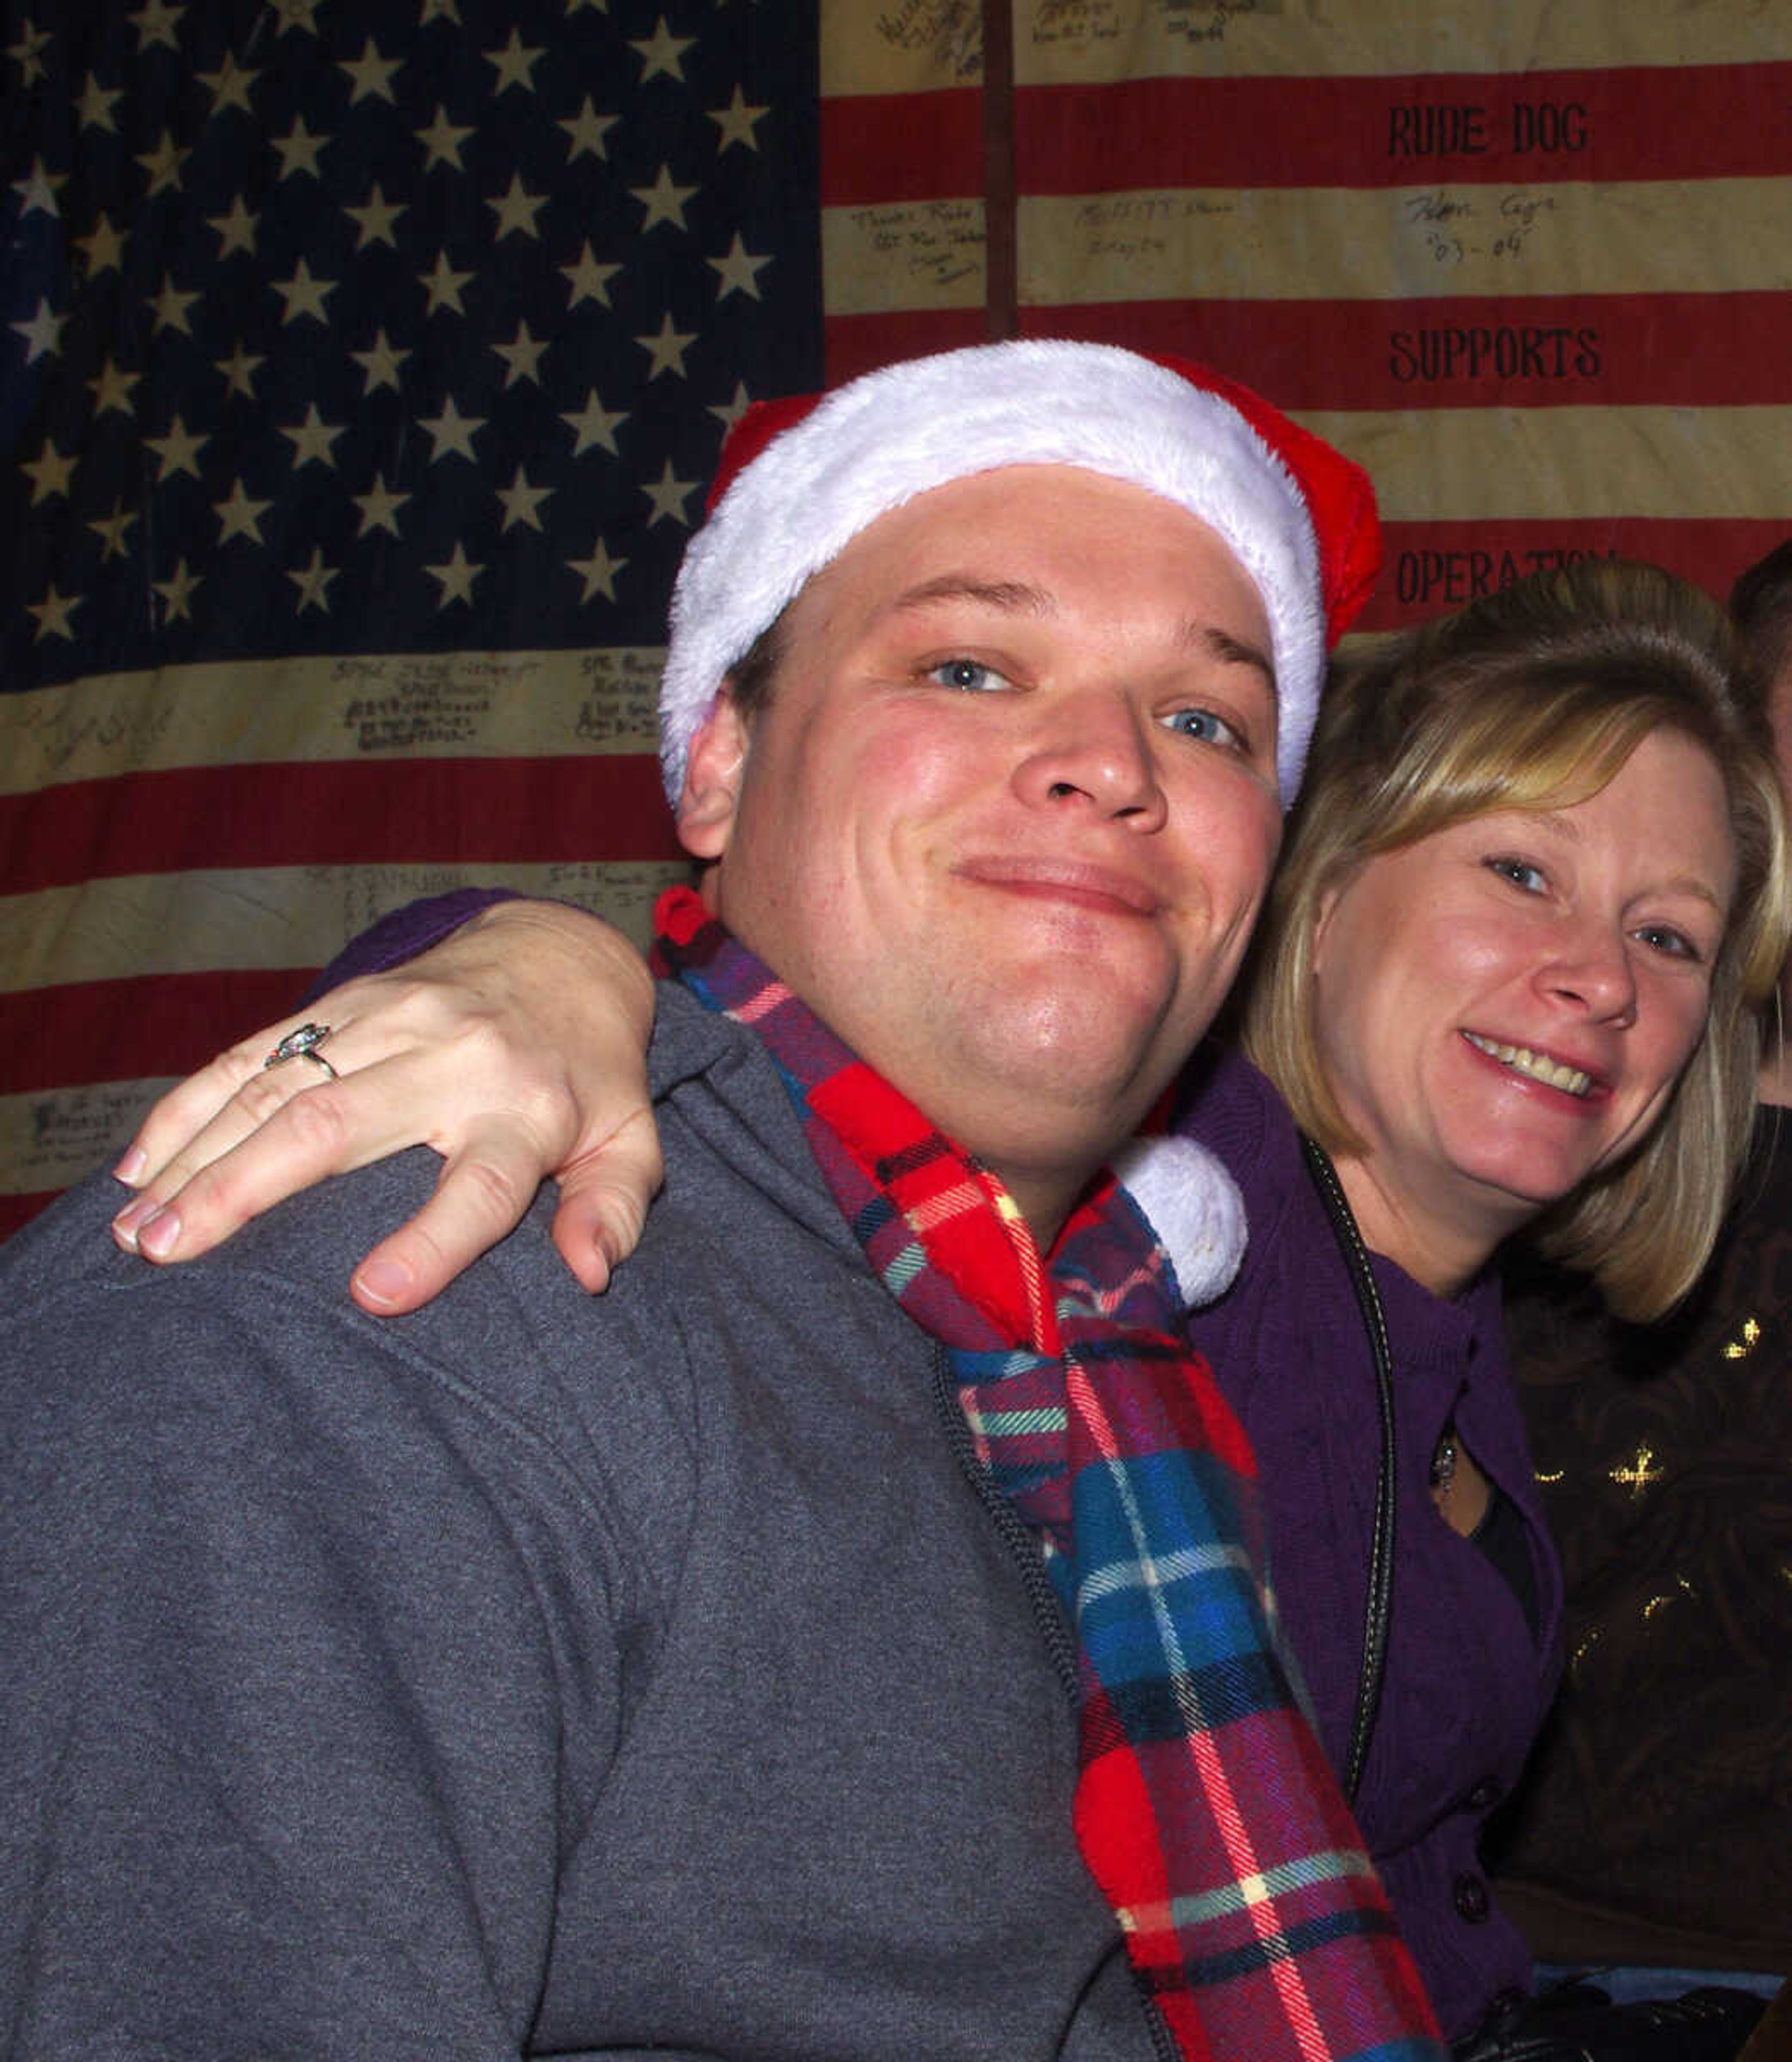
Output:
[137,1207,181,1260]
[112,1197,155,1249]
[355,1257,413,1308]
[113,1145,148,1185]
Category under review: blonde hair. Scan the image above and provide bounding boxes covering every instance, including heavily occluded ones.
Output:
[1241,559,1791,1319]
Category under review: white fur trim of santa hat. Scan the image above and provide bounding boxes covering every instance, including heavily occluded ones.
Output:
[660,340,1338,807]
[1110,1133,1249,1309]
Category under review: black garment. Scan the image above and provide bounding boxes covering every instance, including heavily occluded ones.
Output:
[1494,1116,1792,1974]
[1451,1977,1767,2062]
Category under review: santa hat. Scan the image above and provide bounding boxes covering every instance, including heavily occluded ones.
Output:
[659,338,1379,806]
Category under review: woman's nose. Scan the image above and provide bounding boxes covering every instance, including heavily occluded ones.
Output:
[1540,919,1638,1025]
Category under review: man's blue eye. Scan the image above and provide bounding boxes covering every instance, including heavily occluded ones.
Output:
[1163,708,1240,749]
[929,658,1003,692]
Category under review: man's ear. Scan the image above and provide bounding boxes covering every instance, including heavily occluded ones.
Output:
[676,686,750,859]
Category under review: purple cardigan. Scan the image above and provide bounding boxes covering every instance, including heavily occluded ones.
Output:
[1178,1044,1561,2039]
[323,894,1562,2040]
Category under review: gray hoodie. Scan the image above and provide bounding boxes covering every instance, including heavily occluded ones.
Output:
[0,983,1162,2060]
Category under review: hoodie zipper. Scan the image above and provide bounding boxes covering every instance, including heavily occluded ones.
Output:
[926,1343,1180,2062]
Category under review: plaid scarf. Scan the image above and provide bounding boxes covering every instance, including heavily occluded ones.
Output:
[657,887,1442,2062]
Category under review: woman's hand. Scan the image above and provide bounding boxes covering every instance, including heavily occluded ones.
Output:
[108,901,663,1314]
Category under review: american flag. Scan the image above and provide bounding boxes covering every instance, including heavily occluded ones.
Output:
[6,1,1792,1234]
[1,0,823,1233]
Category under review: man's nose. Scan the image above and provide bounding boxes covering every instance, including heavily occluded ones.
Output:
[1011,692,1169,831]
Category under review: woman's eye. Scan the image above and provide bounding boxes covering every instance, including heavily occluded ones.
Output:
[1162,707,1244,750]
[1486,855,1547,894]
[928,657,1008,693]
[1634,923,1701,963]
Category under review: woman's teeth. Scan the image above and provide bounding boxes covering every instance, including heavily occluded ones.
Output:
[1464,1032,1592,1097]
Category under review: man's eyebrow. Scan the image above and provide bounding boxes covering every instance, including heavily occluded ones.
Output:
[888,575,1276,690]
[1187,622,1275,693]
[889,574,1055,617]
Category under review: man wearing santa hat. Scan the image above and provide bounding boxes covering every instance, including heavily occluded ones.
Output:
[0,343,1441,2060]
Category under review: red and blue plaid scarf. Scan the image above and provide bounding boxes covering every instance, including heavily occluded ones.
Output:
[657,887,1442,2062]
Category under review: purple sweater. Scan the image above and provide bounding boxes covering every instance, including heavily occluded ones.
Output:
[1178,1044,1561,2039]
[324,894,1562,2040]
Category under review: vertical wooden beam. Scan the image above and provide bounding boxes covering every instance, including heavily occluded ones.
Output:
[981,0,1018,339]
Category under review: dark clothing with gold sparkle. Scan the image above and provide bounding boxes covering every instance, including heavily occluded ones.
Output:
[1493,1116,1792,1974]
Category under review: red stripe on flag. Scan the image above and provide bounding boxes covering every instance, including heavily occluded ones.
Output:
[1366,519,1785,625]
[1016,64,1792,193]
[0,756,686,895]
[1023,294,1792,410]
[0,970,316,1096]
[824,308,992,383]
[820,87,983,204]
